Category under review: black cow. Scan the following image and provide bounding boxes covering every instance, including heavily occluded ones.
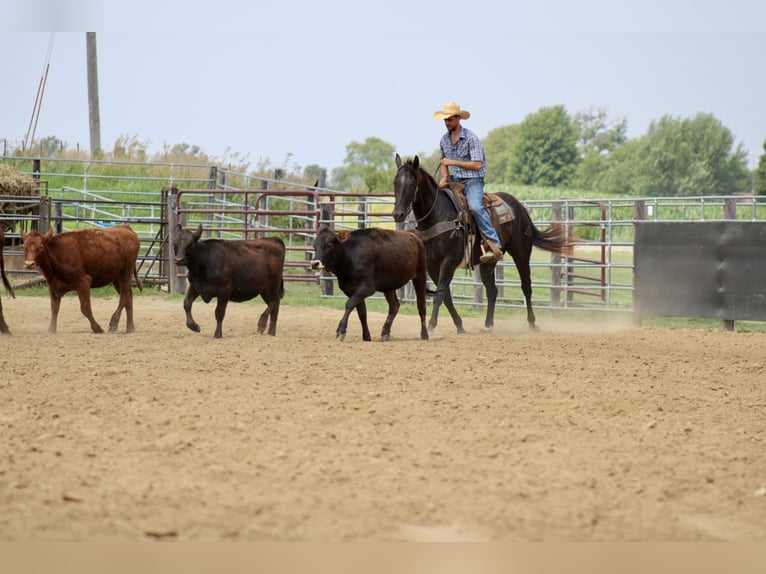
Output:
[310,227,429,342]
[172,224,285,339]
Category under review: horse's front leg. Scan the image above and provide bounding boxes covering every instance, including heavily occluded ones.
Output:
[428,261,465,334]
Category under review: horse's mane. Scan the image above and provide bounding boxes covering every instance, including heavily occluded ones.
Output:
[403,157,438,188]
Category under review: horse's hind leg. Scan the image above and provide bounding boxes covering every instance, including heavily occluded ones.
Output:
[513,254,537,330]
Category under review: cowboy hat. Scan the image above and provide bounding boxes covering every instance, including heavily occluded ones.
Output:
[433,102,470,120]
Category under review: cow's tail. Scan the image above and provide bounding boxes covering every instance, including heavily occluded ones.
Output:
[279,279,285,300]
[133,263,144,292]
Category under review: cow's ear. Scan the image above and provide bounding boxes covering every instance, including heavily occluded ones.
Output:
[395,153,402,168]
[20,230,27,241]
[193,224,203,240]
[44,228,54,239]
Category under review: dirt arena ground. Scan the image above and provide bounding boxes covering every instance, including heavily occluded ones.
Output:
[1,294,764,541]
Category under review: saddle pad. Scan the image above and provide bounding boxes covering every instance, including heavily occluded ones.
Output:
[485,193,515,225]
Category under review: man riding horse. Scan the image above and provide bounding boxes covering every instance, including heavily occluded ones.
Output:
[433,102,503,264]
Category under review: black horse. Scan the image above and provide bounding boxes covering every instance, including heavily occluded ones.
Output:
[392,154,571,333]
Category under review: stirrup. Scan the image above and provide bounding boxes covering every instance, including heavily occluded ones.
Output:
[480,240,502,264]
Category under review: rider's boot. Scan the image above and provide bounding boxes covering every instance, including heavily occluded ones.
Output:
[479,239,503,264]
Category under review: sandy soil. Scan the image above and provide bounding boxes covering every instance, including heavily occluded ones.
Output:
[0,294,764,541]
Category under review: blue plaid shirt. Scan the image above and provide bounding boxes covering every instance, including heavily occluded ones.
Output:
[439,126,486,179]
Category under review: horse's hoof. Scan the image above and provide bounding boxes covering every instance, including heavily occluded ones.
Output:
[337,332,346,341]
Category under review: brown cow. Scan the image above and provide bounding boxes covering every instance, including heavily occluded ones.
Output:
[1,227,15,334]
[21,225,143,334]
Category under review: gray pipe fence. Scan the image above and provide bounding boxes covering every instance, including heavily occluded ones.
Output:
[3,186,766,318]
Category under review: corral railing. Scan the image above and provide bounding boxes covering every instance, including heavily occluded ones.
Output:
[3,178,766,316]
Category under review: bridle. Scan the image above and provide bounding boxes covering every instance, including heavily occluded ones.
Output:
[396,164,440,225]
[395,164,464,242]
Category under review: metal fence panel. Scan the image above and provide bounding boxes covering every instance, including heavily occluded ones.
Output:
[635,221,766,321]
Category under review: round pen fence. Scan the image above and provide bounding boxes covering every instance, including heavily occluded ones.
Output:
[3,156,766,322]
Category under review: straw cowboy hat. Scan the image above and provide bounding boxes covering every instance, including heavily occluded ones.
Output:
[433,102,471,120]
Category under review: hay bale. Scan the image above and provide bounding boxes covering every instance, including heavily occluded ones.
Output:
[0,164,36,196]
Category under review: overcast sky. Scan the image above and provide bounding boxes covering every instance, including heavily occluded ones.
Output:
[3,1,765,173]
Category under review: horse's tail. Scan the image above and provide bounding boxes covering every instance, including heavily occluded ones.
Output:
[530,222,575,256]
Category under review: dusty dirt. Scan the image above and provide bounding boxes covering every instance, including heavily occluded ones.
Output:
[1,294,765,541]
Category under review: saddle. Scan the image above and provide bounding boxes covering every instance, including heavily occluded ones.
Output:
[441,183,515,268]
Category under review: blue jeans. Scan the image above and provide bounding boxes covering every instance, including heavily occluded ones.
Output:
[456,178,501,245]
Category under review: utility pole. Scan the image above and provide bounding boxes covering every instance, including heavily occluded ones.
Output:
[86,32,102,156]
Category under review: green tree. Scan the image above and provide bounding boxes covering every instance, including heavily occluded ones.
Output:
[573,107,627,190]
[754,140,766,195]
[593,139,644,195]
[483,124,520,184]
[620,113,749,197]
[511,105,579,187]
[334,137,396,193]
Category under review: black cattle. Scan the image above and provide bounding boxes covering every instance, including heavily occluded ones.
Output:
[172,224,285,339]
[310,226,429,342]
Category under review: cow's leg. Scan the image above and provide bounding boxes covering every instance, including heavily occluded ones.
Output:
[76,283,103,334]
[48,289,61,334]
[257,307,269,335]
[257,290,280,336]
[109,278,130,333]
[338,288,374,341]
[380,290,400,342]
[123,285,136,333]
[213,297,229,339]
[354,300,372,342]
[183,285,201,333]
[266,295,280,336]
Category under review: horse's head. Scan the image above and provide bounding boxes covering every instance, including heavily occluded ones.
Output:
[392,153,420,223]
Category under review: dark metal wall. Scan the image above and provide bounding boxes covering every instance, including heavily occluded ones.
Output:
[635,222,766,321]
